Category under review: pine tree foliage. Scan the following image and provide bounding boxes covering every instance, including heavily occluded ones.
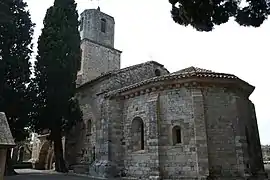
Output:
[169,0,270,31]
[33,0,82,172]
[0,0,34,142]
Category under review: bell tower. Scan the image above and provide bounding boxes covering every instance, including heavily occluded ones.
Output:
[77,7,121,85]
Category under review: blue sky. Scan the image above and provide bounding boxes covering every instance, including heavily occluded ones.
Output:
[25,0,270,145]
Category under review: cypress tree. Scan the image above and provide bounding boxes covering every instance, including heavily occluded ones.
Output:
[0,0,34,175]
[33,0,82,172]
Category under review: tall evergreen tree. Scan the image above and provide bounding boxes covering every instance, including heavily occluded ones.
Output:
[0,0,34,175]
[169,0,270,31]
[33,0,82,172]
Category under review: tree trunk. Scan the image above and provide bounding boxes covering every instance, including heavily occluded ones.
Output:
[52,130,68,173]
[4,149,18,176]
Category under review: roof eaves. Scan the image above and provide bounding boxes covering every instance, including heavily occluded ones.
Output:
[105,72,253,98]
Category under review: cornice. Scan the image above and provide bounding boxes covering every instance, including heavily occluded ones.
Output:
[105,72,254,100]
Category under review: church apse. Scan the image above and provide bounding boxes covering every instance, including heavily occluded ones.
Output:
[70,6,266,180]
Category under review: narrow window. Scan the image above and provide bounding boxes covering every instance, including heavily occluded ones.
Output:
[245,126,252,169]
[92,146,96,162]
[155,69,161,76]
[101,18,106,33]
[77,49,82,72]
[87,119,91,133]
[80,17,84,31]
[245,126,252,156]
[172,126,182,145]
[141,122,144,150]
[176,128,181,143]
[131,117,144,151]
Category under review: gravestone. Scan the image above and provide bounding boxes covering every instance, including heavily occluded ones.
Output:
[0,112,15,179]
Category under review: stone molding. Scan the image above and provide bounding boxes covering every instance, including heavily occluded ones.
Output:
[81,38,122,54]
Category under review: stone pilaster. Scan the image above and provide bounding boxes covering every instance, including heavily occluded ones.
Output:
[147,93,161,180]
[247,101,267,179]
[191,89,209,178]
[90,99,111,178]
[233,94,251,177]
[89,98,122,178]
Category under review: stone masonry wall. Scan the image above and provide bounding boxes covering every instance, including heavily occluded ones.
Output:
[80,9,115,48]
[122,94,152,179]
[122,92,162,179]
[96,98,125,177]
[66,79,110,172]
[73,103,96,164]
[191,88,209,178]
[113,62,168,88]
[91,62,169,92]
[203,87,246,178]
[72,69,267,179]
[79,39,121,84]
[158,88,198,179]
[231,90,266,178]
[121,86,210,180]
[78,8,119,84]
[107,98,124,168]
[234,92,255,177]
[69,62,169,175]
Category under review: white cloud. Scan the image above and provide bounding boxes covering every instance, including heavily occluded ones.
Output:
[25,0,270,145]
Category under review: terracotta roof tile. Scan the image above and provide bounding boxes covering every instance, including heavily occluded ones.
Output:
[172,66,213,75]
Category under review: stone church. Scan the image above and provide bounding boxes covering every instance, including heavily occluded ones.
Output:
[64,7,267,180]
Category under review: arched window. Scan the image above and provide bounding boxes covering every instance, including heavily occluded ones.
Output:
[101,18,106,33]
[131,117,144,151]
[172,126,182,145]
[87,119,91,133]
[155,69,161,76]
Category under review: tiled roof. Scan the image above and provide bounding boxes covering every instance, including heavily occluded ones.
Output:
[105,66,254,97]
[172,66,213,74]
[0,112,15,147]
